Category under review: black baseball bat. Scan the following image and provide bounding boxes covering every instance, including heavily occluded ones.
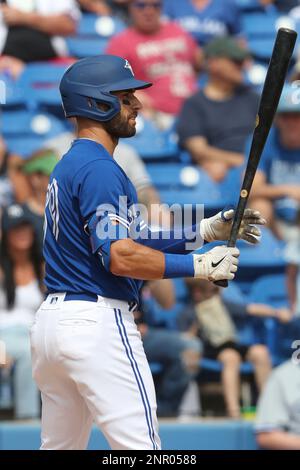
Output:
[215,28,297,288]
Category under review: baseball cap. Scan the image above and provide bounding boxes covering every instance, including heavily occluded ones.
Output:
[2,204,33,232]
[23,149,58,176]
[277,84,300,113]
[204,37,251,62]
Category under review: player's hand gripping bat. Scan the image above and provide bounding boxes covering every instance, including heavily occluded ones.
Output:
[215,28,297,288]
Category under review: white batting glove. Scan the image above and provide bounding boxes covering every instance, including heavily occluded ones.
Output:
[193,246,240,282]
[200,207,266,244]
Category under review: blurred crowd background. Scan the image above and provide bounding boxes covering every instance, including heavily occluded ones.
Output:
[0,0,300,451]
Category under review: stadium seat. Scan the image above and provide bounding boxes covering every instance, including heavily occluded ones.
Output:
[248,273,288,307]
[221,281,247,306]
[201,358,254,374]
[241,10,279,61]
[1,111,65,139]
[247,273,291,360]
[17,62,71,112]
[78,14,125,37]
[172,278,188,302]
[236,0,264,11]
[124,117,179,161]
[238,227,286,269]
[5,136,48,158]
[66,37,108,57]
[0,73,26,110]
[3,112,66,157]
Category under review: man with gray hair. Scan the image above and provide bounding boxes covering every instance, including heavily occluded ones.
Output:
[255,359,300,450]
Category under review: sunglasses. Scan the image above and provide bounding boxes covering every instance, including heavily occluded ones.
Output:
[133,2,162,9]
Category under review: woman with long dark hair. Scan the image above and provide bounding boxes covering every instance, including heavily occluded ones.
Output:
[0,204,44,419]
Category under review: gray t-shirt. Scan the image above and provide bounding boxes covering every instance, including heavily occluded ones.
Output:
[255,361,300,435]
[177,87,259,153]
[45,133,151,193]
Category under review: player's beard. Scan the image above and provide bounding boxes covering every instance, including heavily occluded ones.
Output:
[104,112,137,138]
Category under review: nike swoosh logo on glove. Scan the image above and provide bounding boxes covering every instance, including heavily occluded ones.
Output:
[211,256,226,268]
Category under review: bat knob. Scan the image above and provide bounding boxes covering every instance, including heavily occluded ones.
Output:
[214,279,229,288]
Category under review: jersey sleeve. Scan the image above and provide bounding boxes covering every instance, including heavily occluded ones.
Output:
[74,160,130,252]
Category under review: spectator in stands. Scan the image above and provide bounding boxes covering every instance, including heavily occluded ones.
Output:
[78,0,130,22]
[177,37,259,182]
[254,0,299,13]
[106,0,201,128]
[77,0,112,15]
[8,149,58,253]
[163,0,243,47]
[255,360,300,449]
[0,136,13,208]
[136,279,202,417]
[180,278,289,418]
[0,0,80,65]
[250,84,300,238]
[0,204,44,419]
[286,213,300,316]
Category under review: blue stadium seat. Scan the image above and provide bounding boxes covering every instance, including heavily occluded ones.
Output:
[238,227,286,269]
[0,73,26,109]
[1,110,65,138]
[236,0,264,11]
[248,273,288,307]
[221,281,246,306]
[19,63,68,87]
[143,297,184,330]
[247,37,278,61]
[78,14,125,37]
[125,117,179,161]
[172,278,188,302]
[3,112,66,157]
[201,358,254,374]
[17,62,70,111]
[241,11,278,38]
[241,10,280,61]
[66,37,108,57]
[5,136,48,158]
[159,174,230,215]
[247,273,291,360]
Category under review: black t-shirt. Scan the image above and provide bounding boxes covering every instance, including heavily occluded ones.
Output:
[2,26,56,62]
[177,87,259,154]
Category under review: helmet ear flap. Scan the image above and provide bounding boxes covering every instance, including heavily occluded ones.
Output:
[88,92,121,121]
[61,87,121,122]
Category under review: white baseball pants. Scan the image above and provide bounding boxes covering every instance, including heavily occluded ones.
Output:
[30,293,161,450]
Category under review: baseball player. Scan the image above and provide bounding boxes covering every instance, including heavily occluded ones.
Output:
[30,55,265,450]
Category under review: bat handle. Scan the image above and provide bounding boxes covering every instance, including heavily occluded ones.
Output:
[213,235,238,288]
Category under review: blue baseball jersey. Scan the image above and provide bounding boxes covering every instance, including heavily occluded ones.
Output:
[44,138,142,303]
[163,0,242,46]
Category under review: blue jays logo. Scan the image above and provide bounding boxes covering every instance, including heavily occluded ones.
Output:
[124,59,134,77]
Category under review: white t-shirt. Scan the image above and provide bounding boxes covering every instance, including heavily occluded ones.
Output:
[285,237,300,316]
[0,0,81,56]
[0,279,43,329]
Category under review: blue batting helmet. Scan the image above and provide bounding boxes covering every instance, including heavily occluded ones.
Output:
[60,55,152,122]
